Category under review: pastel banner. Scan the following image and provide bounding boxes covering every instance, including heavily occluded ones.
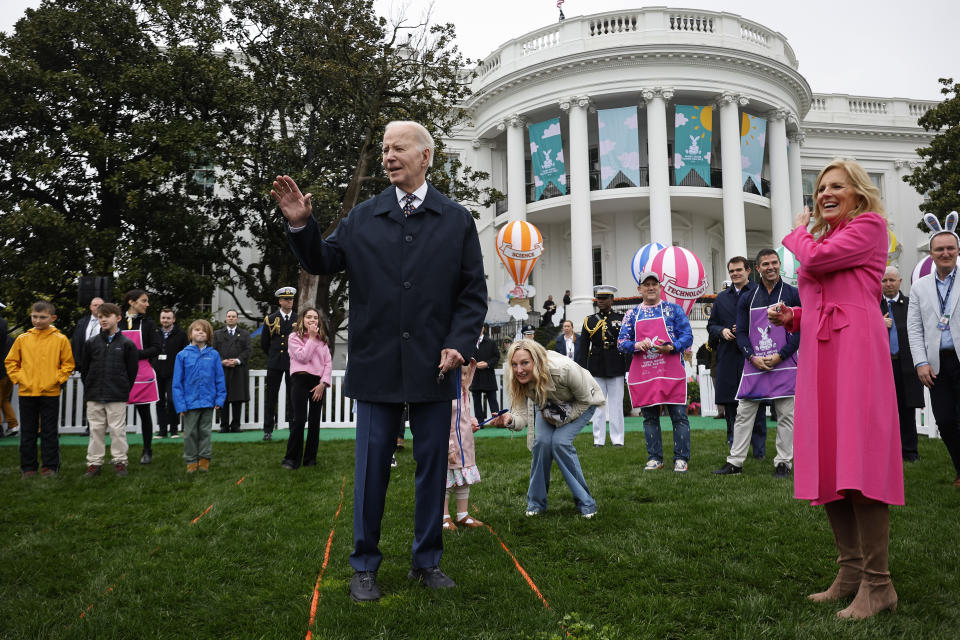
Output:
[740,113,766,191]
[673,105,712,185]
[528,117,567,200]
[597,106,641,188]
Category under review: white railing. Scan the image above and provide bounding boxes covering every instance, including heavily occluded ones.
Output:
[521,28,560,55]
[908,102,933,117]
[669,13,715,33]
[848,99,887,115]
[6,369,939,439]
[589,14,639,36]
[739,21,769,46]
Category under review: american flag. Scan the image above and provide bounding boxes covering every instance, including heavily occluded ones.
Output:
[557,0,565,21]
[557,0,564,6]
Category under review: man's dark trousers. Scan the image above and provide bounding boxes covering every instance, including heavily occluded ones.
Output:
[19,396,60,472]
[929,350,960,474]
[471,390,500,423]
[263,368,291,434]
[350,400,448,572]
[156,375,177,436]
[891,357,919,460]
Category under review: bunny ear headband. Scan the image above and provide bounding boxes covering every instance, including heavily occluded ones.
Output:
[924,212,959,248]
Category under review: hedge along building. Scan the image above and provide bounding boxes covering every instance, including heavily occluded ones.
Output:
[444,7,938,334]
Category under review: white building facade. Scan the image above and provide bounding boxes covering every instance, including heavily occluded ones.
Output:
[445,8,937,331]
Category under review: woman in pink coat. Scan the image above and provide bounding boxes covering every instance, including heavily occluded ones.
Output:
[771,159,902,620]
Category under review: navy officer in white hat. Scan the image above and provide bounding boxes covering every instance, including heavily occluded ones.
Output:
[261,286,298,440]
[576,285,628,446]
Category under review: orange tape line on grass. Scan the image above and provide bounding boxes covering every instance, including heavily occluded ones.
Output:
[484,522,550,610]
[305,475,347,640]
[75,575,124,623]
[237,476,245,485]
[191,504,213,525]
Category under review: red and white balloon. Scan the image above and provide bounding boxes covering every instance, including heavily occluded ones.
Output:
[646,246,708,315]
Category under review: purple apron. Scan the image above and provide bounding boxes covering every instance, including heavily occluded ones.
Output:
[627,306,687,408]
[123,328,160,405]
[736,288,798,400]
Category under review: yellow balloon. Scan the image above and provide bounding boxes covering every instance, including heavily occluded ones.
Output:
[700,106,713,132]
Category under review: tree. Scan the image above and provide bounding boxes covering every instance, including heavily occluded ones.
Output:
[216,0,500,338]
[904,77,960,228]
[0,0,249,329]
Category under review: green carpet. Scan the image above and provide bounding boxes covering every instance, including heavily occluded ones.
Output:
[0,414,744,447]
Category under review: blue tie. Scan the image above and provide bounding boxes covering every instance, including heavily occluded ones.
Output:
[886,299,899,355]
[402,193,417,216]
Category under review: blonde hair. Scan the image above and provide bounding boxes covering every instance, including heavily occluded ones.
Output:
[505,339,553,408]
[294,307,327,342]
[188,319,214,343]
[809,158,886,237]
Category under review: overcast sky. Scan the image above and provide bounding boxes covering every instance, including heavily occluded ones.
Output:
[2,0,956,100]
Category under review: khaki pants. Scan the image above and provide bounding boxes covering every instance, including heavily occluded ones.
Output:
[86,401,129,466]
[0,377,17,429]
[728,396,794,468]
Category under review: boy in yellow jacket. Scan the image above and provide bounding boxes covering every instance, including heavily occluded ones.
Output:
[4,301,75,477]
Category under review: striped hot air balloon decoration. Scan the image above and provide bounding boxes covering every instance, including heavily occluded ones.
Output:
[911,256,933,284]
[496,220,544,294]
[631,242,666,285]
[647,246,708,316]
[776,246,800,286]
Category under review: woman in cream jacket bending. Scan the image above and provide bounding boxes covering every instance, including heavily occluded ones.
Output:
[490,339,605,518]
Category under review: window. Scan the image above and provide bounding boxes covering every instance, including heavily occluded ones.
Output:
[191,164,215,197]
[592,246,603,287]
[868,173,884,201]
[802,170,819,210]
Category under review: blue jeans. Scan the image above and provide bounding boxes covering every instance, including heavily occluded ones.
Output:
[641,404,691,463]
[527,405,597,515]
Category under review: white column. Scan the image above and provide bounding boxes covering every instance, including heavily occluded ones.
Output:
[787,129,805,214]
[767,109,791,245]
[642,87,673,247]
[560,96,594,327]
[498,114,527,221]
[718,92,748,261]
[471,138,499,298]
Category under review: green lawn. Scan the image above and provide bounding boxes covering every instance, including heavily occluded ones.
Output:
[1,427,958,639]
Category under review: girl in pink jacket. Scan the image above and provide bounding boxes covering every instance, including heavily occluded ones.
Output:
[282,307,332,470]
[443,360,483,530]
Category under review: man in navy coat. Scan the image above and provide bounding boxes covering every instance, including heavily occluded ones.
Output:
[272,121,487,602]
[706,257,766,453]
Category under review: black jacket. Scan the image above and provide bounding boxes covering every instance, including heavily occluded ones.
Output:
[706,282,757,404]
[576,310,628,377]
[881,292,924,408]
[80,332,140,403]
[152,325,189,378]
[261,311,297,370]
[470,336,499,392]
[123,314,161,361]
[71,315,99,368]
[288,183,487,402]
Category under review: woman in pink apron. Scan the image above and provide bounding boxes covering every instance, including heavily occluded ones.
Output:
[618,272,694,473]
[771,159,902,619]
[123,289,161,464]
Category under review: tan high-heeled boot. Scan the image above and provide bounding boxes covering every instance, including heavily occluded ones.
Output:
[838,501,898,619]
[808,498,862,602]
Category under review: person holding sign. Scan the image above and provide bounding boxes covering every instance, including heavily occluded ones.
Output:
[713,249,800,478]
[617,272,693,473]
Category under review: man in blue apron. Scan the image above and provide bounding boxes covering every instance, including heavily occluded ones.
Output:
[714,249,800,478]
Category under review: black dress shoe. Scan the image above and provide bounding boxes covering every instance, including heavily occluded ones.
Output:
[773,462,792,478]
[408,566,456,589]
[140,450,152,465]
[712,462,742,475]
[281,460,296,470]
[263,432,272,441]
[349,570,382,602]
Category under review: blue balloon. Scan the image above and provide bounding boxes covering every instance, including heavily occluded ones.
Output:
[631,242,666,284]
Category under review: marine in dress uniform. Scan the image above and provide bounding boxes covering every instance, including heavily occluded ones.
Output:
[261,287,297,440]
[576,285,628,446]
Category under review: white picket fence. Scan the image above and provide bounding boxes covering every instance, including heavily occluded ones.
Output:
[3,368,940,438]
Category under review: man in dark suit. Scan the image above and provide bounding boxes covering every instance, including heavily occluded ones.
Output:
[213,309,251,433]
[71,297,104,375]
[273,120,486,602]
[470,324,499,422]
[153,308,188,438]
[706,257,766,453]
[261,287,297,441]
[881,266,924,462]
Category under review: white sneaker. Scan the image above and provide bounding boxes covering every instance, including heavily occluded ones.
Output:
[390,454,398,468]
[674,460,689,473]
[580,511,597,519]
[525,510,541,517]
[644,459,664,471]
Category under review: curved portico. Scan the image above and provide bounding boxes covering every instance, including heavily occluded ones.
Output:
[460,8,812,326]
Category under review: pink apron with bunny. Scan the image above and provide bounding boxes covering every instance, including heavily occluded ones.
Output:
[626,306,686,408]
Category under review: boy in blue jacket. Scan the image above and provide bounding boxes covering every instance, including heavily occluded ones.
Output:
[172,319,226,473]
